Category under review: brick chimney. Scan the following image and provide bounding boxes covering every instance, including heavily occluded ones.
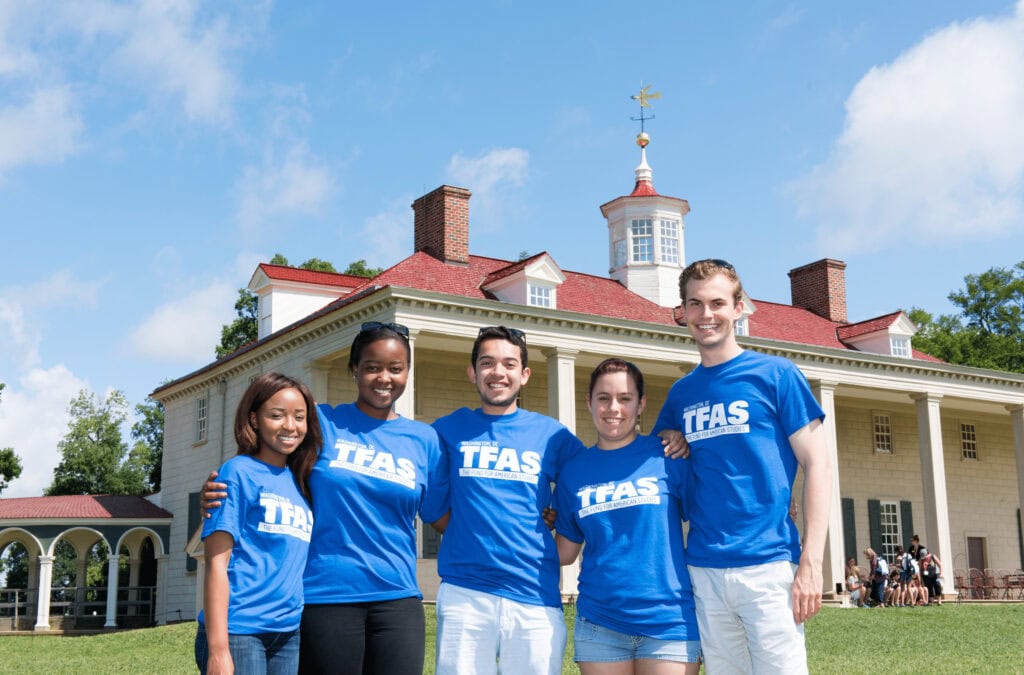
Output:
[788,258,848,323]
[412,185,471,264]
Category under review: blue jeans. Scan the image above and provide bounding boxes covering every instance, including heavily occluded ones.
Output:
[195,623,300,674]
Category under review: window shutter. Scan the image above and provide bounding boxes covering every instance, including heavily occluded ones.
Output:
[186,492,201,572]
[423,523,441,559]
[868,499,882,554]
[1018,508,1023,570]
[900,500,914,549]
[842,497,857,561]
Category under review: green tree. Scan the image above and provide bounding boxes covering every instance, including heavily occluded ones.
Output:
[131,396,164,492]
[215,288,259,358]
[342,259,382,278]
[0,448,22,496]
[0,382,21,495]
[300,257,337,273]
[910,261,1024,373]
[216,255,348,358]
[46,390,148,496]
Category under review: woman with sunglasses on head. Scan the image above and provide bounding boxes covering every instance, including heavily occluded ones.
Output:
[554,358,700,674]
[204,322,443,674]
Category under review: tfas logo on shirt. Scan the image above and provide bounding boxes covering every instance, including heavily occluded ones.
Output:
[458,442,541,484]
[330,440,417,489]
[683,400,750,441]
[576,477,660,518]
[259,493,314,542]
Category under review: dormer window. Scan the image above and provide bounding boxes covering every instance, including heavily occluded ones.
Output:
[734,317,748,337]
[482,253,565,310]
[529,284,552,308]
[631,218,654,262]
[890,336,911,358]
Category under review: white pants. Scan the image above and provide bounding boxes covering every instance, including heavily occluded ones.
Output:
[688,561,807,675]
[435,582,567,675]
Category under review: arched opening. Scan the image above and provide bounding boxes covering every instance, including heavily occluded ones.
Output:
[1,541,30,630]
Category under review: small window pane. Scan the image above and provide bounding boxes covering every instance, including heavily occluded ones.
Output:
[195,395,209,443]
[961,423,977,460]
[873,412,892,454]
[659,219,679,264]
[631,218,653,263]
[529,285,552,308]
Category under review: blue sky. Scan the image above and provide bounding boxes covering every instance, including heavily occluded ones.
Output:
[2,1,1023,497]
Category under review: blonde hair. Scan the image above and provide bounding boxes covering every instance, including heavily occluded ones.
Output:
[678,258,743,304]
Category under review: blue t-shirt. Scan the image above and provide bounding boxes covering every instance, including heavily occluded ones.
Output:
[423,407,586,607]
[303,403,443,604]
[199,454,313,634]
[554,435,699,641]
[652,349,825,568]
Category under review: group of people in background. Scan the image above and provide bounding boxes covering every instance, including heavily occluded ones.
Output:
[852,535,944,609]
[193,258,832,674]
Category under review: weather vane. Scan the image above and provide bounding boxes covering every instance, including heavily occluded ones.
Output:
[630,83,661,147]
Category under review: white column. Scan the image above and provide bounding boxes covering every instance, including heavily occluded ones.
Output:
[811,380,843,598]
[912,393,954,598]
[33,555,53,631]
[306,363,330,405]
[1008,404,1024,566]
[127,557,141,616]
[394,328,419,420]
[543,346,581,598]
[154,554,169,626]
[542,347,578,432]
[104,555,121,628]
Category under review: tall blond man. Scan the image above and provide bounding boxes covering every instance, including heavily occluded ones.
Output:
[653,259,832,674]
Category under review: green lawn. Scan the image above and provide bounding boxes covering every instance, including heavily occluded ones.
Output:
[2,604,1022,673]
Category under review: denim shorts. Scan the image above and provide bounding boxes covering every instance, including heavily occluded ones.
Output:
[573,615,700,663]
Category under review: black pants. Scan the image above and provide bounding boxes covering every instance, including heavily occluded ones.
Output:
[299,597,425,675]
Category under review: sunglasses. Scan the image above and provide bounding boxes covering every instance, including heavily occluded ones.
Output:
[697,258,734,270]
[360,321,410,337]
[477,326,526,342]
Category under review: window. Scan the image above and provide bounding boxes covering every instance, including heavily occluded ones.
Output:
[734,317,748,337]
[659,219,680,264]
[631,218,653,262]
[879,501,902,561]
[195,394,209,444]
[961,422,978,460]
[872,412,892,454]
[890,335,910,358]
[612,238,627,268]
[528,284,552,308]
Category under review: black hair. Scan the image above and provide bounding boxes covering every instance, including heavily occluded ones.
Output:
[348,323,411,372]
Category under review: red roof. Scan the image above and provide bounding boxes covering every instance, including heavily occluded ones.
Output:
[370,252,677,325]
[836,311,904,341]
[630,180,659,197]
[480,253,549,286]
[258,263,366,289]
[746,300,850,350]
[0,495,173,520]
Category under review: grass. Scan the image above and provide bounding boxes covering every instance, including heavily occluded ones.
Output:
[2,604,1022,673]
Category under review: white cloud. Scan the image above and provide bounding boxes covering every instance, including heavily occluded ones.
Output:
[358,199,414,267]
[0,365,87,497]
[789,3,1024,254]
[0,86,83,176]
[235,144,336,230]
[445,147,529,229]
[56,0,242,125]
[0,271,104,371]
[126,281,237,363]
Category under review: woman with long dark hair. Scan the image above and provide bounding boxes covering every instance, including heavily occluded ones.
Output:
[195,372,321,674]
